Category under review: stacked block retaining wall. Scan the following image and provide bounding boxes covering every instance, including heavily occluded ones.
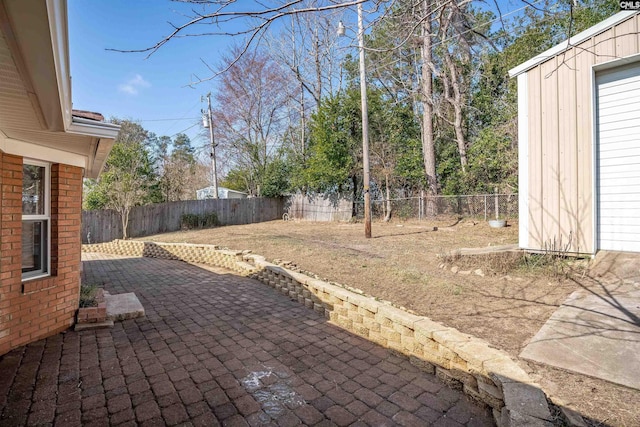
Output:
[83,240,552,427]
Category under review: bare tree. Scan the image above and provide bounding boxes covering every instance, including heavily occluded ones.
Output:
[111,0,379,85]
[421,0,437,201]
[213,46,295,195]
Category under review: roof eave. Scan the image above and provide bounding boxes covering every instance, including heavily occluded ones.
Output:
[69,117,120,179]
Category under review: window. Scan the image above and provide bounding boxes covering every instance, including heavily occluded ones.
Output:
[22,161,50,280]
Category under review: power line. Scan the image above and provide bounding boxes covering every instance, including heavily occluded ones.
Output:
[138,117,200,122]
[169,122,200,138]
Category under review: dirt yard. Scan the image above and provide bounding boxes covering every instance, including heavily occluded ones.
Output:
[142,219,639,426]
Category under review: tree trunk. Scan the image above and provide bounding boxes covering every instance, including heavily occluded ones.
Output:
[444,51,468,172]
[384,173,392,222]
[121,206,130,240]
[421,0,437,216]
[314,28,322,108]
[351,175,359,219]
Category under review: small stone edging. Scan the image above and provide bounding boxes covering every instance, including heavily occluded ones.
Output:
[82,240,553,427]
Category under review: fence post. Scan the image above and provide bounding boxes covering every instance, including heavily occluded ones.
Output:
[484,195,487,221]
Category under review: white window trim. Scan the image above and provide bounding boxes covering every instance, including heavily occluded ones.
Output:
[22,159,51,281]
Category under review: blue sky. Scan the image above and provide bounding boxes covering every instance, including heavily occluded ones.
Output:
[69,1,235,150]
[68,1,524,151]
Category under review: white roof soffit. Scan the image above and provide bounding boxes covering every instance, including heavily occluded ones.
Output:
[3,0,66,131]
[2,0,120,177]
[509,11,639,78]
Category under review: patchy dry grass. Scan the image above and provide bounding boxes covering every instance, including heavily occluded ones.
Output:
[142,219,638,427]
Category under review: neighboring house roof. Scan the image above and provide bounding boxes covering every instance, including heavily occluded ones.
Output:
[0,0,120,178]
[509,11,640,78]
[72,110,105,122]
[196,186,248,198]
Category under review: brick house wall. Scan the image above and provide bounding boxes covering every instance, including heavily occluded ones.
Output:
[0,150,83,355]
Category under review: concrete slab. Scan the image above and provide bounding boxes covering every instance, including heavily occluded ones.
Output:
[590,251,640,284]
[521,288,640,390]
[105,292,145,321]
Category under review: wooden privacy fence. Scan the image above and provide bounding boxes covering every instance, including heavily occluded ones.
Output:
[82,198,285,244]
[286,194,353,221]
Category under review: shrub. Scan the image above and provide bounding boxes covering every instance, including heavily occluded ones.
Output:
[79,284,98,308]
[181,212,220,230]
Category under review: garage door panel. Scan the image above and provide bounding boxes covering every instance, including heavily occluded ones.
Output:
[598,81,640,100]
[597,64,640,252]
[599,121,640,134]
[599,137,640,153]
[600,216,640,226]
[597,184,640,195]
[597,198,640,207]
[597,238,640,253]
[599,224,640,236]
[597,64,640,85]
[598,108,640,126]
[599,179,640,190]
[598,87,640,106]
[599,163,640,175]
[599,155,640,167]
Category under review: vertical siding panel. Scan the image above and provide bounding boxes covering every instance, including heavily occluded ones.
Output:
[528,66,543,248]
[614,16,638,57]
[541,57,560,246]
[558,48,579,251]
[576,36,596,252]
[593,27,616,66]
[637,14,640,53]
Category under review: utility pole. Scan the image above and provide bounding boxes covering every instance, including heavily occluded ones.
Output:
[357,3,372,238]
[203,93,219,199]
[337,5,372,238]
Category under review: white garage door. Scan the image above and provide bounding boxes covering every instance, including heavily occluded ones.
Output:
[597,63,640,252]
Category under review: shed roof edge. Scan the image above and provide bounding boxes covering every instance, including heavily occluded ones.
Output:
[508,11,639,78]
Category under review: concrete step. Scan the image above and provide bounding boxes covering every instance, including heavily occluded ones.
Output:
[105,292,145,321]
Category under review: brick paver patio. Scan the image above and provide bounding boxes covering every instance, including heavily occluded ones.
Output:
[0,253,494,426]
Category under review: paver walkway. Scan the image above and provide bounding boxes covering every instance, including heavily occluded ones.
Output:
[0,253,493,426]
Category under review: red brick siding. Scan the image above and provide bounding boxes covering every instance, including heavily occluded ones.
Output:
[0,152,83,355]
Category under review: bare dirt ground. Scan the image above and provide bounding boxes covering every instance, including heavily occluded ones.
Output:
[142,219,639,426]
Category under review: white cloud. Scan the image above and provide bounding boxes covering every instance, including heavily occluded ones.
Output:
[118,74,151,95]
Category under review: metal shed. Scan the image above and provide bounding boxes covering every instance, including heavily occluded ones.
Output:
[510,11,640,254]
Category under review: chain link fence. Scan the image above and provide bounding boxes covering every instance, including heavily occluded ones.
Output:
[354,194,518,221]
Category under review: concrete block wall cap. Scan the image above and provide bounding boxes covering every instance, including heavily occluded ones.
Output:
[413,318,450,338]
[218,249,242,256]
[346,293,379,313]
[280,268,316,285]
[484,358,534,385]
[247,254,268,265]
[454,340,505,368]
[432,328,473,347]
[502,382,552,422]
[265,265,296,281]
[322,285,352,302]
[377,304,422,327]
[306,277,331,291]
